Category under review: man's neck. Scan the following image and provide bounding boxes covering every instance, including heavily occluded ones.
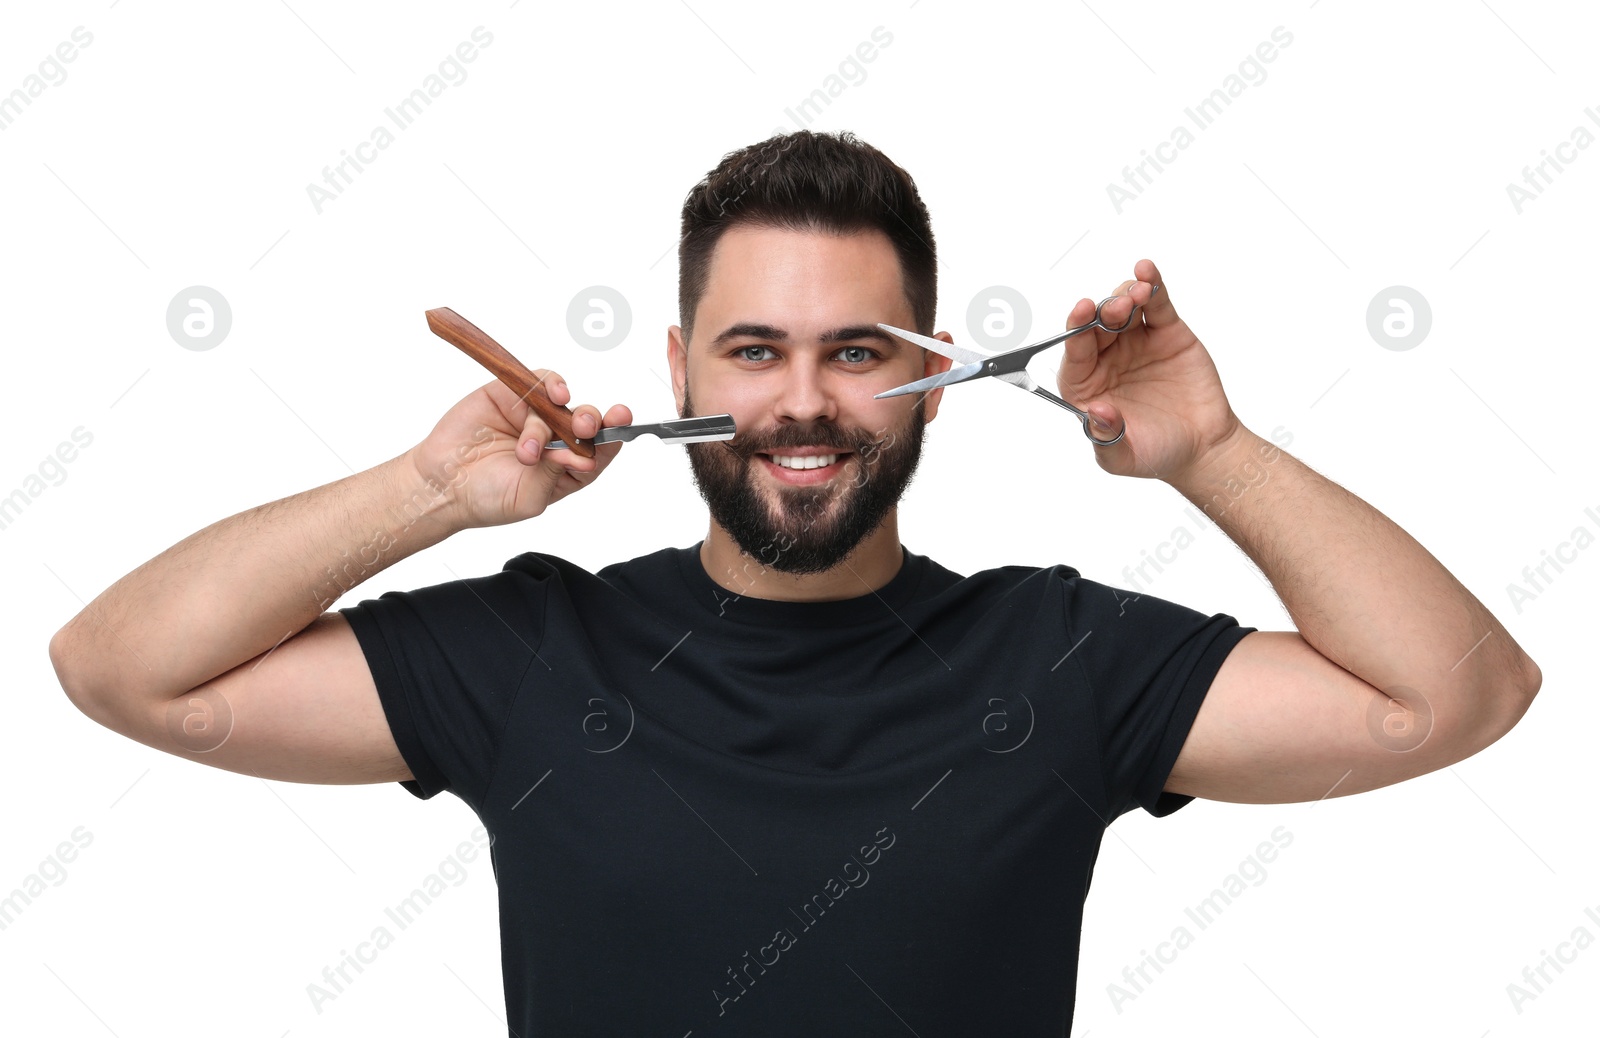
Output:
[697,516,905,603]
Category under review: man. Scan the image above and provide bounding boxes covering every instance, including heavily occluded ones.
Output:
[50,130,1540,1035]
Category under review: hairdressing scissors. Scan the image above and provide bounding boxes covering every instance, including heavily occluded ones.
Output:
[873,285,1161,447]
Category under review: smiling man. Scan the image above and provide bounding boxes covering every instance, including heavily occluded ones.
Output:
[675,221,937,587]
[52,130,1540,1036]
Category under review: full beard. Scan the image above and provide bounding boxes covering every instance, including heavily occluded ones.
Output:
[680,382,927,576]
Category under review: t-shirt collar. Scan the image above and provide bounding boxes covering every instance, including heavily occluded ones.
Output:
[673,539,927,628]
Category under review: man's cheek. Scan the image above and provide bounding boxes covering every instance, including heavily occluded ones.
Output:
[851,430,895,483]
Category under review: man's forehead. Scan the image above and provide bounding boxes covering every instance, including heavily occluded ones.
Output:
[694,227,912,348]
[703,224,899,285]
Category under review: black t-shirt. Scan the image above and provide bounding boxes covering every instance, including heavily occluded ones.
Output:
[338,542,1255,1036]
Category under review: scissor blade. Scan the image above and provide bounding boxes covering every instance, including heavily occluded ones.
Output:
[872,360,986,399]
[876,323,991,366]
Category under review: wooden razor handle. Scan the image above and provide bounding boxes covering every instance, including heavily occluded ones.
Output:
[424,307,594,459]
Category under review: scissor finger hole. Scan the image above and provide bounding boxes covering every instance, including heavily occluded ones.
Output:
[1096,294,1140,333]
[1086,421,1125,447]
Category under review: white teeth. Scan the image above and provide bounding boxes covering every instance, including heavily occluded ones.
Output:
[770,453,838,470]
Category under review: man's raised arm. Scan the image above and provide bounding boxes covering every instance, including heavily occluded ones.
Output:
[48,373,627,784]
[1162,424,1539,803]
[1052,260,1538,804]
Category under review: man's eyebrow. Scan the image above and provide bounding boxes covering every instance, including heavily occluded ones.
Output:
[707,323,905,350]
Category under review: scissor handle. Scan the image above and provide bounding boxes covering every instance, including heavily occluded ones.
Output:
[424,307,595,459]
[1093,285,1160,333]
[1072,287,1154,445]
[1085,417,1125,447]
[1015,382,1125,446]
[986,285,1162,377]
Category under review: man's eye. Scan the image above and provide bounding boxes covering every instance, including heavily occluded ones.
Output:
[734,345,877,363]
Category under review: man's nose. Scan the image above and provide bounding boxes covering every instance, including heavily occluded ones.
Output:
[773,361,839,425]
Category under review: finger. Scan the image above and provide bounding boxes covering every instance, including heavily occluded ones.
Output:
[567,404,604,460]
[512,372,599,469]
[1084,399,1124,443]
[530,368,568,402]
[509,370,567,466]
[493,368,568,427]
[1103,278,1139,321]
[568,404,602,441]
[535,400,608,476]
[517,410,553,465]
[575,405,634,479]
[1060,295,1106,389]
[1079,280,1137,357]
[1062,272,1163,395]
[594,403,634,456]
[1063,280,1142,386]
[1131,258,1179,328]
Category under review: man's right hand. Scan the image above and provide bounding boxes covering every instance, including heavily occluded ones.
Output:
[408,371,633,530]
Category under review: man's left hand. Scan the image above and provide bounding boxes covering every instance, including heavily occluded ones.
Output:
[1058,258,1243,482]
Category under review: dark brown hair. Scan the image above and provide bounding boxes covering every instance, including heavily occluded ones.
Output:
[677,130,937,348]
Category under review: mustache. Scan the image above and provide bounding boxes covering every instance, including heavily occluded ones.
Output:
[721,425,886,459]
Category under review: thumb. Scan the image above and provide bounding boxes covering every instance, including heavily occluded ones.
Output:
[1084,400,1124,444]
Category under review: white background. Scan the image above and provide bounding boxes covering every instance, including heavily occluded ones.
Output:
[2,0,1596,1034]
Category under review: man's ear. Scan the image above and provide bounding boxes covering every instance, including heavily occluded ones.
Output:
[920,332,957,424]
[667,326,688,414]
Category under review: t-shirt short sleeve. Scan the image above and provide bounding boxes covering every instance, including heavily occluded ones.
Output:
[1058,573,1256,821]
[337,569,548,807]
